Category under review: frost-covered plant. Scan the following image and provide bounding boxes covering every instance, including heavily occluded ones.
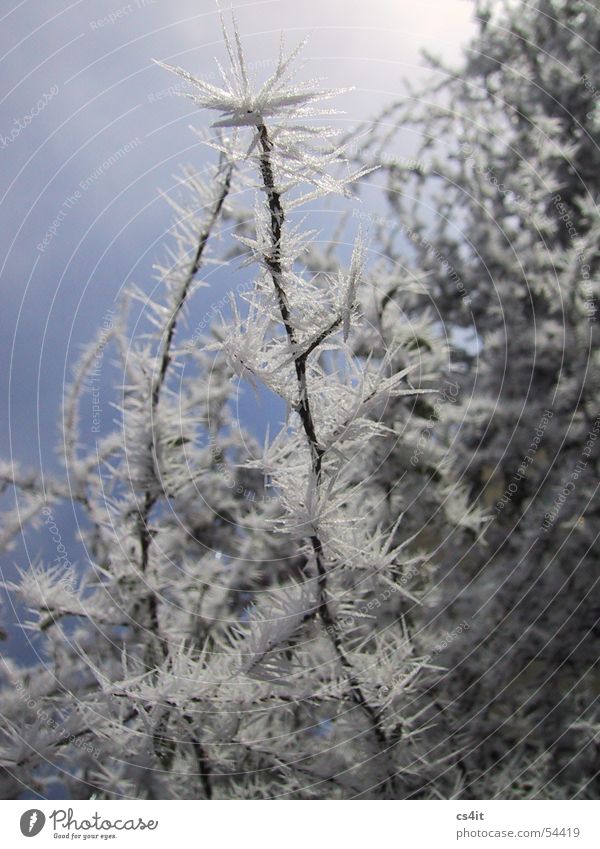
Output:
[351,0,600,798]
[0,20,461,799]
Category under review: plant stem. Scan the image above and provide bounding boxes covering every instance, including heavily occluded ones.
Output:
[133,160,233,667]
[256,122,390,763]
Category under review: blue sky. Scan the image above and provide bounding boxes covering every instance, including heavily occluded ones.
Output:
[0,0,476,661]
[2,0,475,461]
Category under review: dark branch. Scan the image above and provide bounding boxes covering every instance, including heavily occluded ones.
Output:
[256,121,390,764]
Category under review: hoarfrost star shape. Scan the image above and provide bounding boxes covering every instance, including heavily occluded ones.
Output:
[155,18,345,128]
